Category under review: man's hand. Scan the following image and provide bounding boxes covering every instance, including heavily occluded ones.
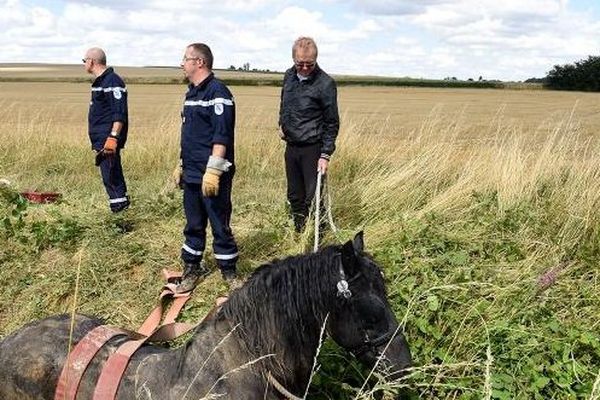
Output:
[173,163,183,187]
[202,168,222,197]
[318,158,329,175]
[103,137,118,155]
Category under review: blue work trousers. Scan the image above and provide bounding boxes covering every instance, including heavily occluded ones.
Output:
[181,174,238,273]
[98,151,129,212]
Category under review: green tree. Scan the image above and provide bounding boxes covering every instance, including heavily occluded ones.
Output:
[545,55,600,91]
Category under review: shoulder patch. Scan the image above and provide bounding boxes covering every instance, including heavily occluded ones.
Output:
[113,89,122,100]
[214,103,224,115]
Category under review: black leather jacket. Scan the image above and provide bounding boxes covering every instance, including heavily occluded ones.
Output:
[278,65,340,158]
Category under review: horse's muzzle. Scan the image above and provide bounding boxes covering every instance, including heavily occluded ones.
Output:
[369,332,412,381]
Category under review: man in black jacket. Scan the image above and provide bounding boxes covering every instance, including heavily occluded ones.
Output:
[278,37,340,232]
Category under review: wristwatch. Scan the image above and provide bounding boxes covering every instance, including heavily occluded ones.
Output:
[110,131,119,138]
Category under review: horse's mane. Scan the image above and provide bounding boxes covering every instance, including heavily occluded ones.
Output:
[219,244,345,373]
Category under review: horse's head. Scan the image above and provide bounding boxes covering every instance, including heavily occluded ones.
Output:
[327,232,412,379]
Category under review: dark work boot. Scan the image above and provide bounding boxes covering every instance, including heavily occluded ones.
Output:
[293,214,306,233]
[111,196,131,213]
[222,269,242,290]
[176,262,209,293]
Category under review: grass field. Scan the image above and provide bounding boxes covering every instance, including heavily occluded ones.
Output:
[0,76,599,399]
[0,63,518,88]
[0,63,283,83]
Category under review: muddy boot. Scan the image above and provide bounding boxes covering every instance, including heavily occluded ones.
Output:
[176,262,209,293]
[293,213,306,233]
[222,269,242,290]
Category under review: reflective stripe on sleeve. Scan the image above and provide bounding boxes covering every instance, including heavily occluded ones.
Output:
[92,87,127,93]
[184,97,233,107]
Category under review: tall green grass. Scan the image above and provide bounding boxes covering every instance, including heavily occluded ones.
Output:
[0,96,599,399]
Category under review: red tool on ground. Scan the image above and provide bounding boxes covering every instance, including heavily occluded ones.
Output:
[20,191,62,204]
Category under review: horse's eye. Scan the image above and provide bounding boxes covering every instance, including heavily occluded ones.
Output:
[355,296,386,325]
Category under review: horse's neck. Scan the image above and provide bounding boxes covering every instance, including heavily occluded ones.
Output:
[175,259,340,396]
[200,287,331,396]
[258,271,333,391]
[276,285,333,395]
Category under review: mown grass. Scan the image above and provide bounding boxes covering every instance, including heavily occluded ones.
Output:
[0,83,599,399]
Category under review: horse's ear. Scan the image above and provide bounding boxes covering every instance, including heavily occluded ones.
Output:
[352,231,364,253]
[341,239,357,272]
[342,232,364,276]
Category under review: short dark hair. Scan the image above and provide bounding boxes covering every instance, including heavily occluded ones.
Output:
[188,43,213,69]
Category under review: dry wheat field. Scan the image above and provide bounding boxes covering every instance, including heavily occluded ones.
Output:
[1,78,599,399]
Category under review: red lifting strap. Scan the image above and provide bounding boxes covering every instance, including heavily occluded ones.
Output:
[137,285,191,336]
[55,269,200,400]
[93,268,195,400]
[92,338,148,399]
[54,325,130,400]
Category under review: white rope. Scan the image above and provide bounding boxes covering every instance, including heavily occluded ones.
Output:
[313,171,339,252]
[313,171,322,253]
[324,181,338,234]
[267,371,304,400]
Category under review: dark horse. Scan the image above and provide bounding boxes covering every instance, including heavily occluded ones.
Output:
[0,232,411,399]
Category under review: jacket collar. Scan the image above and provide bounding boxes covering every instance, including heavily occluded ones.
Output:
[188,72,215,92]
[292,64,321,82]
[93,67,113,85]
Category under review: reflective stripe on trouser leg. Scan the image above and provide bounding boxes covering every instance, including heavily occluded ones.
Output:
[181,182,207,264]
[99,150,129,210]
[203,172,238,271]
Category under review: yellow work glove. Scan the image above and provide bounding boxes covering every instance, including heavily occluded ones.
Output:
[202,167,222,197]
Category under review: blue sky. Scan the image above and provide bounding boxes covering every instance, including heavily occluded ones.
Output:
[1,0,599,81]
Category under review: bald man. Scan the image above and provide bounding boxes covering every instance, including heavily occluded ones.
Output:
[83,47,130,212]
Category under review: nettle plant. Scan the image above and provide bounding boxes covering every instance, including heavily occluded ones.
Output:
[0,185,28,239]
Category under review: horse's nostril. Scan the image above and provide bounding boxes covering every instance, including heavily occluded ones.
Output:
[379,354,393,367]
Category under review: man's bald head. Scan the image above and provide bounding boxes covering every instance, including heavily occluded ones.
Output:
[85,47,107,65]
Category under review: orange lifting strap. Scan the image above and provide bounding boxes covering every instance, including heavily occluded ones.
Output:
[54,269,203,400]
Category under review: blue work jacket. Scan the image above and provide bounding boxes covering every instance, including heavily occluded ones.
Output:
[180,73,236,184]
[88,67,128,150]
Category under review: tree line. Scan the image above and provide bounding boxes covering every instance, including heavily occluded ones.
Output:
[541,55,600,91]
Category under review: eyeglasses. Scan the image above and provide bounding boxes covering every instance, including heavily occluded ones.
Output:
[82,58,91,63]
[182,56,201,63]
[294,61,316,69]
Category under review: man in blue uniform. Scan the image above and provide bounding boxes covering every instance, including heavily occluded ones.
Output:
[83,47,130,213]
[278,37,340,232]
[175,43,239,293]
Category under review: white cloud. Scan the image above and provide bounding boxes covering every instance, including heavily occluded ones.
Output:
[269,7,327,39]
[350,0,452,16]
[0,0,599,80]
